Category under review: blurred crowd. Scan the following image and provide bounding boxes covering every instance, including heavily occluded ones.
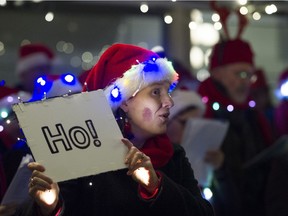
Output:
[0,20,288,216]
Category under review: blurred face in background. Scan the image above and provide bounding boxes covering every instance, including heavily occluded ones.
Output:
[212,62,254,104]
[167,107,202,145]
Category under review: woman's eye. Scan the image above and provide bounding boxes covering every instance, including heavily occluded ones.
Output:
[152,88,160,95]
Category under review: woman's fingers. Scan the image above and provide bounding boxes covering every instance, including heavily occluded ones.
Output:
[28,162,45,172]
[121,138,133,149]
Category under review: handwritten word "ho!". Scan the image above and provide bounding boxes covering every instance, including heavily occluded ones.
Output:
[41,120,101,154]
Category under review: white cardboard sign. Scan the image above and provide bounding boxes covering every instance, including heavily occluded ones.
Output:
[12,90,126,183]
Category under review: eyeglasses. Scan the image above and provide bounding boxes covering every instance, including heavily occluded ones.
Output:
[235,71,255,80]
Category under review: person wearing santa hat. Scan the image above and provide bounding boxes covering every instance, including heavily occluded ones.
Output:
[18,44,214,216]
[167,89,206,145]
[167,89,224,172]
[197,38,274,216]
[15,43,55,94]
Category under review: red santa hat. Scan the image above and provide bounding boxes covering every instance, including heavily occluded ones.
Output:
[16,43,54,75]
[169,89,206,120]
[84,43,179,111]
[209,39,254,71]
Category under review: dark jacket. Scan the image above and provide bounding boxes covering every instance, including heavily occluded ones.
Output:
[198,78,272,216]
[17,144,214,216]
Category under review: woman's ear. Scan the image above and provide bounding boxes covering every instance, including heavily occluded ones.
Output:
[120,101,129,112]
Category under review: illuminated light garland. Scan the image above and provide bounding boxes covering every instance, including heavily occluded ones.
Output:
[249,100,256,108]
[61,73,76,85]
[204,96,258,112]
[227,105,234,112]
[110,86,122,103]
[202,96,209,104]
[212,102,220,111]
[105,57,178,111]
[280,80,288,97]
[0,110,8,118]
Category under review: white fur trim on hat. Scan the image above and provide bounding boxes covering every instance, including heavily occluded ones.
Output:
[16,53,51,75]
[47,78,82,98]
[169,89,206,120]
[104,57,178,111]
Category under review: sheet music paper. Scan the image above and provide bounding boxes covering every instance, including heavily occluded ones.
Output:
[181,118,229,187]
[1,154,33,205]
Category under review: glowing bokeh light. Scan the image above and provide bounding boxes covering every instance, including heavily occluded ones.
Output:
[64,74,74,83]
[212,102,220,111]
[240,6,249,15]
[190,23,219,46]
[1,111,8,118]
[7,96,14,103]
[227,105,234,112]
[203,187,213,200]
[252,12,261,20]
[188,21,197,30]
[140,3,149,13]
[37,77,46,86]
[196,69,210,82]
[238,0,247,5]
[202,96,209,104]
[249,100,256,108]
[214,22,222,31]
[211,13,220,22]
[280,81,288,97]
[111,87,120,99]
[0,0,7,6]
[190,46,204,69]
[0,125,4,132]
[39,190,57,205]
[134,167,149,186]
[82,52,93,63]
[265,4,277,14]
[45,12,54,22]
[164,15,173,24]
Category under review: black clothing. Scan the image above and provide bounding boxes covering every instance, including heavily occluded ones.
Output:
[17,144,214,216]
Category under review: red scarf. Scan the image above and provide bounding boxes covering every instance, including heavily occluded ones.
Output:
[141,134,174,168]
[198,77,274,146]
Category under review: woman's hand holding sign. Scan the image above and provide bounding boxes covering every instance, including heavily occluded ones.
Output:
[28,162,59,216]
[122,138,160,194]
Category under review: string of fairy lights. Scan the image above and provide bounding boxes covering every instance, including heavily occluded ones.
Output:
[0,0,287,201]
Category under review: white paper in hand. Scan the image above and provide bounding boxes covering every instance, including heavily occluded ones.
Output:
[1,154,33,205]
[181,118,229,187]
[12,90,126,183]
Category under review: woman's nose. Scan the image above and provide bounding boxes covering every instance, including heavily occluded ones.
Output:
[162,94,174,108]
